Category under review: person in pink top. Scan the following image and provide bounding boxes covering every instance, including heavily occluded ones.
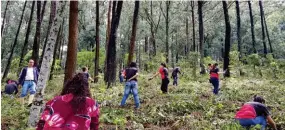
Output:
[149,63,169,93]
[36,73,100,130]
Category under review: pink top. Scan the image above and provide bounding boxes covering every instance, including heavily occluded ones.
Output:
[36,94,100,130]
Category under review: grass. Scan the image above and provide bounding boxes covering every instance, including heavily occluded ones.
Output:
[1,70,285,130]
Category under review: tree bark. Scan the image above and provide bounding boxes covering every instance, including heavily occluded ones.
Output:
[64,1,79,83]
[94,1,100,83]
[32,1,42,66]
[49,24,62,80]
[40,1,47,23]
[198,1,206,74]
[104,1,112,82]
[259,1,267,55]
[150,1,156,56]
[191,1,195,52]
[223,1,231,77]
[28,1,66,127]
[127,1,140,65]
[106,1,123,88]
[39,1,57,68]
[185,17,189,55]
[248,1,257,53]
[18,1,36,74]
[264,14,273,54]
[1,1,10,37]
[2,1,27,80]
[165,1,170,63]
[235,1,242,60]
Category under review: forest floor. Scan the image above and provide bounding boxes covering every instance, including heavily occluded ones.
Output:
[1,73,285,130]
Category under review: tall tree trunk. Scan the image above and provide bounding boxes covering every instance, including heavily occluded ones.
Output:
[191,1,195,52]
[1,1,10,37]
[32,1,42,66]
[28,1,66,127]
[248,1,257,53]
[235,1,242,60]
[94,1,100,83]
[39,1,57,68]
[127,1,140,65]
[106,1,123,88]
[40,1,47,23]
[264,15,273,54]
[104,1,112,82]
[223,1,231,77]
[150,1,156,56]
[2,1,27,80]
[50,25,62,80]
[259,1,267,55]
[64,1,79,83]
[18,1,36,73]
[198,1,205,74]
[185,17,189,55]
[144,36,148,71]
[165,1,170,63]
[176,33,178,63]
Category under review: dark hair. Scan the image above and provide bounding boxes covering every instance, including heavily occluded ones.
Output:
[129,62,137,68]
[214,63,218,66]
[82,67,87,72]
[208,63,212,66]
[161,62,167,68]
[253,95,265,103]
[61,73,91,113]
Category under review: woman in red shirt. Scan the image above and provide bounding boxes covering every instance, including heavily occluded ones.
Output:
[36,73,100,130]
[149,63,169,93]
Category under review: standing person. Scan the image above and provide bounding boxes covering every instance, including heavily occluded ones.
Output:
[120,62,140,109]
[171,67,181,86]
[3,79,19,98]
[119,69,124,83]
[18,59,39,106]
[235,95,277,130]
[36,73,100,130]
[149,63,169,93]
[209,63,220,95]
[82,67,94,82]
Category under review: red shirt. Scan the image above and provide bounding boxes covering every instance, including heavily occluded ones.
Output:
[210,67,219,79]
[159,67,168,79]
[36,94,100,130]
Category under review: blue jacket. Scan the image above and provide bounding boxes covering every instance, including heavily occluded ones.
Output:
[18,67,39,85]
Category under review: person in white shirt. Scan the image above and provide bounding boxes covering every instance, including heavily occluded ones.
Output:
[18,59,39,107]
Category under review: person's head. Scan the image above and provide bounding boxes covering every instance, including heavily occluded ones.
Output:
[253,95,265,104]
[208,63,212,67]
[160,62,167,68]
[82,67,88,72]
[28,59,35,67]
[61,73,91,112]
[213,63,218,68]
[129,62,137,68]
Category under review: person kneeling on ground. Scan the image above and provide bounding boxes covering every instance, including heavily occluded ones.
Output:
[2,79,19,98]
[36,73,100,130]
[120,62,140,109]
[235,95,277,130]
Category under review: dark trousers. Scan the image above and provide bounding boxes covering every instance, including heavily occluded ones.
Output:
[161,78,169,93]
[173,76,178,86]
[210,77,219,94]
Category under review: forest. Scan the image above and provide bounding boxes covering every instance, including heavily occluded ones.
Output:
[1,0,285,130]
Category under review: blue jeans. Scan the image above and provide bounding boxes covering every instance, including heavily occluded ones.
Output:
[120,81,140,108]
[119,76,124,83]
[173,76,178,86]
[21,81,36,97]
[237,116,267,130]
[210,77,219,94]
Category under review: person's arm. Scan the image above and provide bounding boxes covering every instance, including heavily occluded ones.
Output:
[36,99,54,130]
[90,103,100,130]
[18,68,24,86]
[149,72,160,80]
[267,116,277,130]
[128,73,139,81]
[89,77,94,82]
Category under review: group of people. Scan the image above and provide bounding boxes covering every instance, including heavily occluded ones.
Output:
[1,59,277,129]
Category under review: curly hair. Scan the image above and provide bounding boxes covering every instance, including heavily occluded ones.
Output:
[61,73,91,113]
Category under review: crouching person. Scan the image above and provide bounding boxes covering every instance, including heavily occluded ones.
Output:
[235,95,277,130]
[120,62,140,109]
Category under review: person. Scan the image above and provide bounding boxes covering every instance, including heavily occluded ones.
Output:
[207,63,212,73]
[82,67,94,82]
[149,63,169,93]
[120,62,140,109]
[3,79,19,98]
[209,63,224,95]
[18,59,39,106]
[119,69,124,83]
[171,67,181,86]
[235,95,277,130]
[36,73,100,130]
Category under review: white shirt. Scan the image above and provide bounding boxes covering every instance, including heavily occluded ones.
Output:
[25,67,34,80]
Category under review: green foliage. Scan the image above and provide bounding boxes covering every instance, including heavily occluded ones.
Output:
[77,50,105,74]
[246,54,261,66]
